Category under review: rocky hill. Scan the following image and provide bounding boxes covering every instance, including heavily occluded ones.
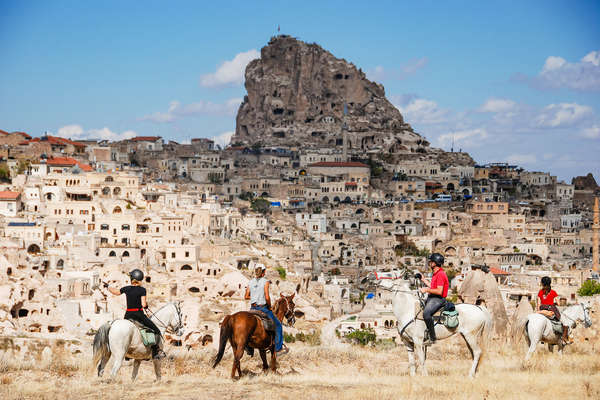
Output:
[232,35,425,153]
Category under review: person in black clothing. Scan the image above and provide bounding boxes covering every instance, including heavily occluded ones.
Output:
[106,269,165,359]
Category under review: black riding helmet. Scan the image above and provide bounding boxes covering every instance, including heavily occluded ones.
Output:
[428,253,444,267]
[129,269,144,282]
[541,276,551,287]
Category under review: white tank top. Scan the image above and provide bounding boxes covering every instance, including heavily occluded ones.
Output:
[249,277,267,306]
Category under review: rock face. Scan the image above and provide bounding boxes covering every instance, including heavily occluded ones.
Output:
[233,35,425,152]
[572,173,598,191]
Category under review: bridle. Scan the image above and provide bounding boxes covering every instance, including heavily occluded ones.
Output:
[277,296,296,326]
[147,302,184,334]
[561,303,592,329]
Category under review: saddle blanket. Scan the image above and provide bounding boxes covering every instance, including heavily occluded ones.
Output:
[248,310,276,332]
[127,319,157,347]
[549,319,563,335]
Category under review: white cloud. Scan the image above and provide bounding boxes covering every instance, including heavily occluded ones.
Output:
[212,131,234,148]
[200,49,260,88]
[393,97,448,125]
[515,50,600,91]
[505,153,537,165]
[478,98,516,113]
[581,124,600,139]
[55,125,136,141]
[367,57,428,82]
[437,128,488,147]
[57,124,84,138]
[140,98,242,124]
[534,103,593,128]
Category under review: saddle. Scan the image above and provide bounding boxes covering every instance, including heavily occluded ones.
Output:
[127,319,158,347]
[248,310,276,332]
[432,301,459,329]
[546,317,564,335]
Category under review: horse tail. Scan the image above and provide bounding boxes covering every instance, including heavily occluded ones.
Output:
[476,305,494,350]
[92,322,111,369]
[213,315,233,368]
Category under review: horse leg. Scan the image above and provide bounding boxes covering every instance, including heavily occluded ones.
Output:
[525,323,542,361]
[270,345,277,373]
[131,360,141,382]
[230,340,245,380]
[406,344,416,377]
[548,343,554,353]
[152,359,161,382]
[109,351,125,379]
[259,349,269,371]
[461,332,482,378]
[415,344,427,376]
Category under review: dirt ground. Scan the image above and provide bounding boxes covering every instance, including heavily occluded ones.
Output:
[1,336,599,400]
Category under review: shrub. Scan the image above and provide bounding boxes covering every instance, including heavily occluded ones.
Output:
[251,198,270,214]
[0,164,10,182]
[345,328,376,346]
[283,332,296,343]
[294,331,321,346]
[276,267,287,279]
[577,279,600,296]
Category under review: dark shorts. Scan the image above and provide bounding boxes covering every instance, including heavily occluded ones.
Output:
[540,304,561,320]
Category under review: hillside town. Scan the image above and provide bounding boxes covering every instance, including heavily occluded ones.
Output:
[1,130,598,347]
[0,36,599,351]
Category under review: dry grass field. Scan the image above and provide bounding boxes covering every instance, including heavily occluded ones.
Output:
[1,335,599,400]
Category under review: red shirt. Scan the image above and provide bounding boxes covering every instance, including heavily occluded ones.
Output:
[430,268,449,298]
[538,289,558,305]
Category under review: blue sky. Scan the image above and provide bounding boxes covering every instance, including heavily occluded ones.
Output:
[1,1,599,180]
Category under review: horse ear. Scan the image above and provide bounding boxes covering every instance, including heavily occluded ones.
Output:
[290,293,295,300]
[280,292,284,298]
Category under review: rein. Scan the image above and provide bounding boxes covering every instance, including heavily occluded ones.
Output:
[561,304,591,328]
[275,297,295,325]
[147,302,183,334]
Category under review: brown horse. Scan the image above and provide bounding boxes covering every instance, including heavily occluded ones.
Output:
[213,293,296,379]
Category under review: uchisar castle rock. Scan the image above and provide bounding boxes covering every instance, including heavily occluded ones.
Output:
[232,35,473,167]
[233,36,417,151]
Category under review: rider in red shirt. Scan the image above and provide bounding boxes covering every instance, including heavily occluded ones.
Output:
[419,253,450,345]
[537,276,570,345]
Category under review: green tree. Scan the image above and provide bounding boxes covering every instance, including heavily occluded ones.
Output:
[577,280,600,296]
[0,164,10,182]
[17,159,30,174]
[345,328,376,345]
[275,267,287,280]
[251,198,270,214]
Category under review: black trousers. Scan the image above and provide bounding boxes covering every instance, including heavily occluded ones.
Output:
[423,296,446,341]
[124,310,161,337]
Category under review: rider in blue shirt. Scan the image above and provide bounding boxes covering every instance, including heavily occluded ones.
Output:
[244,264,287,354]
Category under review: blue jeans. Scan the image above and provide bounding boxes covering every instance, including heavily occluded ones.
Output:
[251,305,283,351]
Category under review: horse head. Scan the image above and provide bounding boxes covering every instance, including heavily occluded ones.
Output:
[581,302,593,328]
[278,293,296,327]
[169,301,185,336]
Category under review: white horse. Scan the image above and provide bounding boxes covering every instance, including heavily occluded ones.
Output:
[93,302,184,381]
[523,303,592,360]
[380,279,493,378]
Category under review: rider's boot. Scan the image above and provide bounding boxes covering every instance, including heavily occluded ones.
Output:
[152,344,166,360]
[423,319,437,346]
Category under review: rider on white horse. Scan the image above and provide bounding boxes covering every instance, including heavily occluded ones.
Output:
[418,253,450,345]
[537,276,570,345]
[105,269,166,359]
